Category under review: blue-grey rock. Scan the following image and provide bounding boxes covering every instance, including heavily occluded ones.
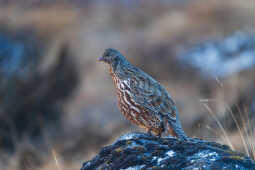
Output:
[81,132,255,170]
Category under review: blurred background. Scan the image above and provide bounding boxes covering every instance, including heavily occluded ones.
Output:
[0,0,255,169]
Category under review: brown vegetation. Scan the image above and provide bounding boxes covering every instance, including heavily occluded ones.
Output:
[0,0,255,169]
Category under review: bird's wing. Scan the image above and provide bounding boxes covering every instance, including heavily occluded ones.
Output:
[128,70,177,121]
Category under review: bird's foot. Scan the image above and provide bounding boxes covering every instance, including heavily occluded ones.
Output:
[146,129,153,136]
[156,133,162,138]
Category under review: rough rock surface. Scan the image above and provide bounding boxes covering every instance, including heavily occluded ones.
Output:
[81,132,255,170]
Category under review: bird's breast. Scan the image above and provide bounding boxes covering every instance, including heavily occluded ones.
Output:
[111,74,141,112]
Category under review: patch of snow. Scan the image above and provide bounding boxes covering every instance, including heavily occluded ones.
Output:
[164,135,176,139]
[188,150,219,166]
[152,150,175,165]
[122,165,146,170]
[82,161,91,168]
[157,157,165,164]
[192,168,200,170]
[118,132,147,141]
[152,156,158,161]
[196,150,218,162]
[152,156,169,165]
[166,150,175,157]
[235,164,240,169]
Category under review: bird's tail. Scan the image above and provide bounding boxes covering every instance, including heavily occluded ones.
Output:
[167,122,188,141]
[166,115,188,141]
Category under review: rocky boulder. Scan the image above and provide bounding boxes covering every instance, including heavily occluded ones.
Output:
[81,132,255,170]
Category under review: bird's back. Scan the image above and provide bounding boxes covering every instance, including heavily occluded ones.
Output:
[115,62,177,123]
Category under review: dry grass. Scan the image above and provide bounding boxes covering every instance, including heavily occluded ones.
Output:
[201,78,255,160]
[0,5,80,35]
[51,149,61,170]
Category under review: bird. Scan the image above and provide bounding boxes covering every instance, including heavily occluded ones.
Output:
[98,48,188,140]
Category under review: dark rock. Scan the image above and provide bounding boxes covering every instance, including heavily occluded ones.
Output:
[0,28,79,153]
[81,132,255,170]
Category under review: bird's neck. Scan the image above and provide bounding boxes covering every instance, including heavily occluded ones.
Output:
[110,58,129,79]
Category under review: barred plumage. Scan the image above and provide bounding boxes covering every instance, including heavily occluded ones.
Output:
[99,48,187,140]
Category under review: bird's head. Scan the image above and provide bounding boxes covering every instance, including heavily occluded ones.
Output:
[98,48,125,65]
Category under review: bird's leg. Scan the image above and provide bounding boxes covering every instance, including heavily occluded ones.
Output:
[156,132,162,138]
[146,128,152,136]
[163,117,168,136]
[156,121,165,138]
[163,117,178,138]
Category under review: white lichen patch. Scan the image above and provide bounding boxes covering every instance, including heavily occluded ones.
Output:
[118,132,147,141]
[189,150,219,164]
